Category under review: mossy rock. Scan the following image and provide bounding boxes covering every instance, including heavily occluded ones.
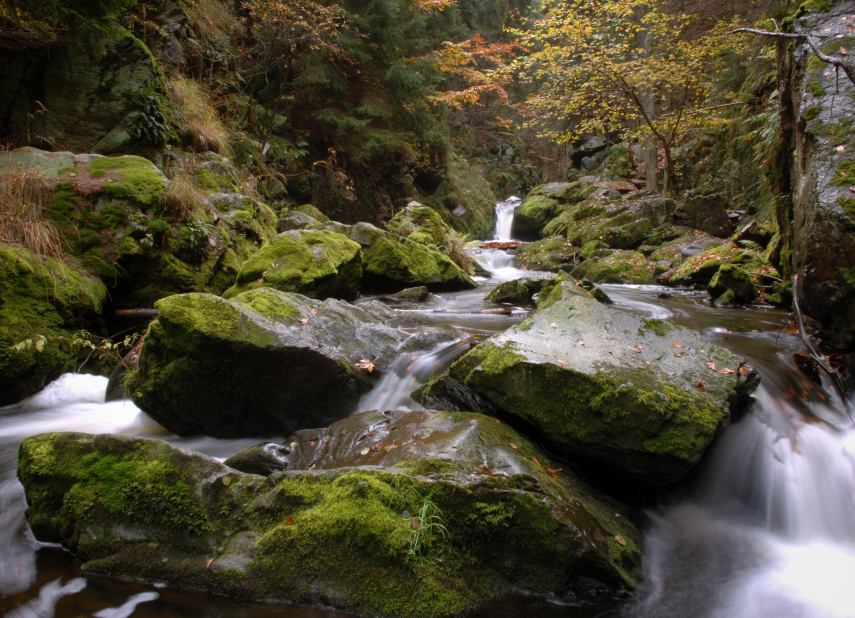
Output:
[484,276,555,304]
[570,251,654,284]
[126,289,457,437]
[388,205,451,248]
[418,278,759,485]
[347,223,477,292]
[514,237,579,272]
[295,204,330,223]
[511,196,560,240]
[18,417,641,617]
[708,264,758,302]
[224,229,363,301]
[86,156,167,207]
[669,245,752,285]
[0,244,107,405]
[605,146,632,181]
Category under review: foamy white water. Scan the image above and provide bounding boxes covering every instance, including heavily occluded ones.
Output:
[494,197,520,241]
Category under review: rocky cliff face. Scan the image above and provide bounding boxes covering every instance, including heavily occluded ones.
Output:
[788,0,855,348]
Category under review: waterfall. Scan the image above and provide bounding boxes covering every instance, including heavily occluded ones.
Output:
[494,197,520,241]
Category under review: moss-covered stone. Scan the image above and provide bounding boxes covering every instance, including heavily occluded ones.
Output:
[347,223,477,292]
[514,237,579,272]
[0,244,107,405]
[18,416,642,617]
[224,229,363,301]
[570,251,654,284]
[484,276,555,304]
[126,290,457,437]
[418,278,758,485]
[511,196,559,239]
[86,156,167,207]
[387,205,451,248]
[708,264,758,302]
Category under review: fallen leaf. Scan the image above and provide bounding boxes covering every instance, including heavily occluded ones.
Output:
[551,323,558,329]
[843,47,850,55]
[286,517,294,526]
[532,457,542,467]
[410,518,421,529]
[504,431,512,438]
[674,353,683,358]
[547,468,562,478]
[360,447,370,455]
[672,342,682,348]
[707,362,717,371]
[645,361,651,366]
[469,419,477,425]
[372,442,383,451]
[510,443,518,450]
[385,444,399,452]
[206,558,214,569]
[615,535,627,546]
[839,145,847,153]
[739,366,750,376]
[321,442,327,450]
[222,476,231,486]
[558,359,570,366]
[608,351,613,354]
[494,417,501,423]
[719,368,736,375]
[493,436,502,446]
[365,431,374,437]
[300,318,309,326]
[593,530,605,542]
[356,359,376,373]
[697,380,705,393]
[667,371,676,376]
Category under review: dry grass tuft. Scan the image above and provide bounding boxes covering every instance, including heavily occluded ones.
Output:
[165,161,213,222]
[0,170,66,263]
[169,77,232,155]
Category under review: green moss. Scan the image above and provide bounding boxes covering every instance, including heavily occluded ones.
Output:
[810,81,827,98]
[232,289,302,323]
[86,156,166,207]
[295,204,330,222]
[514,237,579,272]
[804,106,822,121]
[832,161,855,186]
[642,319,671,337]
[670,245,749,283]
[193,168,237,193]
[570,251,653,284]
[799,0,832,13]
[147,219,169,234]
[225,230,362,300]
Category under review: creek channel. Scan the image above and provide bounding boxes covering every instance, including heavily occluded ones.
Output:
[1,208,854,618]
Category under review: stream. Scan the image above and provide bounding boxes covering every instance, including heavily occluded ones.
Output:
[1,205,854,618]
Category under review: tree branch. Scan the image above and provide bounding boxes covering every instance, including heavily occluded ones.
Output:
[730,27,855,89]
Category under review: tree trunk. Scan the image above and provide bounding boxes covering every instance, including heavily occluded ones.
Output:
[640,30,659,192]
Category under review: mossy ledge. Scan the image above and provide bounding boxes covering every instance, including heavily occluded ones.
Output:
[18,424,642,618]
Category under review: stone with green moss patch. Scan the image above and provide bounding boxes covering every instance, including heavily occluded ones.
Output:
[708,264,758,302]
[514,237,579,272]
[224,229,363,300]
[18,413,641,617]
[571,250,654,284]
[126,290,457,437]
[86,156,167,207]
[418,278,758,485]
[0,243,107,406]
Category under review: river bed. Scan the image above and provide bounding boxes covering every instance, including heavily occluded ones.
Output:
[2,233,854,618]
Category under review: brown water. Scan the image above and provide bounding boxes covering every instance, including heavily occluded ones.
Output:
[3,246,852,618]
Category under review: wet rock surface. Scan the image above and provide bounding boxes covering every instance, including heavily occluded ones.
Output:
[18,416,642,617]
[127,288,457,437]
[418,277,759,485]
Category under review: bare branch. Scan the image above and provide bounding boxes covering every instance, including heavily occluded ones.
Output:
[729,27,855,89]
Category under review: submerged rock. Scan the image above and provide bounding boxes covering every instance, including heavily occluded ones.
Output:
[224,229,363,301]
[127,288,457,437]
[0,244,107,406]
[418,277,758,485]
[223,442,290,476]
[18,418,641,617]
[384,286,432,302]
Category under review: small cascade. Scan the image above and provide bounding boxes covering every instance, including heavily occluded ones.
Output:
[356,338,477,412]
[494,197,520,241]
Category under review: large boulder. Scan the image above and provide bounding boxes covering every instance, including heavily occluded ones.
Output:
[512,196,560,240]
[0,244,107,405]
[345,222,477,292]
[0,31,164,153]
[788,1,855,348]
[387,204,449,247]
[514,237,579,272]
[673,192,734,238]
[570,250,655,284]
[126,289,457,437]
[485,276,556,304]
[418,277,759,485]
[224,229,363,301]
[18,418,641,616]
[1,148,279,310]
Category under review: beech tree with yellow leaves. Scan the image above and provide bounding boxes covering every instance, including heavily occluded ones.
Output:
[515,0,743,192]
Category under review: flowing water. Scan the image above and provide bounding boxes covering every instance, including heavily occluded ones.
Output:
[2,204,855,617]
[494,197,520,241]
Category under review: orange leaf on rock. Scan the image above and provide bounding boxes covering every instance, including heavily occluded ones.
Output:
[285,517,294,526]
[707,362,717,371]
[672,342,682,348]
[719,368,735,375]
[674,353,683,358]
[558,359,570,366]
[300,318,309,326]
[697,380,705,393]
